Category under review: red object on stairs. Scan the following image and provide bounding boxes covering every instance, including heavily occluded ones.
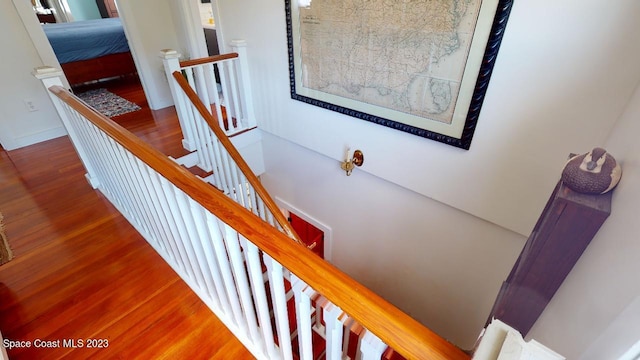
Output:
[289,213,324,259]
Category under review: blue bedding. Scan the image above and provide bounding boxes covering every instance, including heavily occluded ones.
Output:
[42,18,130,64]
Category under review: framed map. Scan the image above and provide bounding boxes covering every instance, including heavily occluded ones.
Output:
[286,0,513,149]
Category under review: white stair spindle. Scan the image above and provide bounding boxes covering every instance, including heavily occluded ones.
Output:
[264,254,294,360]
[148,171,189,274]
[189,200,244,325]
[324,303,345,360]
[221,223,261,343]
[191,204,242,329]
[292,275,315,360]
[359,331,387,360]
[194,65,211,113]
[174,192,217,297]
[207,64,227,132]
[241,238,279,359]
[231,39,256,128]
[209,138,229,194]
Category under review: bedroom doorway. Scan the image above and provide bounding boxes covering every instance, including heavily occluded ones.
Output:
[31,0,144,98]
[15,0,219,110]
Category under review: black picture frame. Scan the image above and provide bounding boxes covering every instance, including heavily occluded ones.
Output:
[285,0,513,150]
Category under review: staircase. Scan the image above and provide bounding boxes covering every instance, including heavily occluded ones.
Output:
[34,50,471,359]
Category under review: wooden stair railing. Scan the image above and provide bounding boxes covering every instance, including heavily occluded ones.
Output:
[40,69,470,360]
[170,69,303,247]
[161,43,256,152]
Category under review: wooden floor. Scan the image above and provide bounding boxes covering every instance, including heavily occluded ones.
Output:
[0,78,254,359]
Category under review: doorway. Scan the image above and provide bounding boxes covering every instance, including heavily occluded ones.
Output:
[277,198,332,262]
[32,0,144,95]
[15,0,217,110]
[290,212,325,259]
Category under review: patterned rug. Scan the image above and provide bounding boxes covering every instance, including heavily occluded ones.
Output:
[0,212,13,266]
[76,88,141,118]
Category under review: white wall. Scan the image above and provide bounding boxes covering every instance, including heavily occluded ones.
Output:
[217,0,640,238]
[5,0,640,354]
[260,132,524,348]
[0,0,184,150]
[216,0,640,350]
[527,81,640,359]
[0,1,66,150]
[66,0,101,21]
[116,0,181,110]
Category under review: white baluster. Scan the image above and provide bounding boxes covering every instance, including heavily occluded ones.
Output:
[137,165,181,265]
[291,275,315,360]
[147,171,189,274]
[174,193,217,297]
[238,172,252,212]
[125,153,170,254]
[264,254,294,360]
[224,60,242,132]
[62,108,107,191]
[207,64,226,132]
[194,65,211,113]
[324,303,345,360]
[220,223,261,343]
[186,201,234,311]
[359,331,387,360]
[241,238,279,358]
[191,204,243,329]
[190,101,214,172]
[231,39,256,129]
[209,138,228,193]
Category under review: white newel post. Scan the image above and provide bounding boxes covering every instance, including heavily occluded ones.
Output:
[160,49,196,151]
[230,40,256,129]
[33,66,100,189]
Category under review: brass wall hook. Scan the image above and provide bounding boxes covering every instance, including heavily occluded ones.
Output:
[340,149,364,176]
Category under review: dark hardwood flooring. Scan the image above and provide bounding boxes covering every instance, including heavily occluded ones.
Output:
[0,77,254,359]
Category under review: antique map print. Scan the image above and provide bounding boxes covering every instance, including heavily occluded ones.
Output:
[297,0,483,124]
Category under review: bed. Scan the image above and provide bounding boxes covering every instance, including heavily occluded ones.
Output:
[42,18,137,86]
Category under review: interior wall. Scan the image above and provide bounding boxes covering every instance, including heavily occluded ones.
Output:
[165,0,208,59]
[216,0,640,351]
[0,1,66,150]
[3,0,185,150]
[66,0,101,21]
[260,132,525,348]
[116,0,181,110]
[527,81,640,359]
[216,0,640,238]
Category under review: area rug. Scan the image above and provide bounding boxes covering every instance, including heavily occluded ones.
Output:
[76,88,141,118]
[0,212,13,266]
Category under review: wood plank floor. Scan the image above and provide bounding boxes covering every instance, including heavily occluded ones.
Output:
[0,78,254,359]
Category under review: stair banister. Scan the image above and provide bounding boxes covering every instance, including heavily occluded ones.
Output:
[170,70,302,245]
[161,41,256,142]
[38,68,470,359]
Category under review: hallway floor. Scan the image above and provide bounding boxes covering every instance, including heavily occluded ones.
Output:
[0,77,254,359]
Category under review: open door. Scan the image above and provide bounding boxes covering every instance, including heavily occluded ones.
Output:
[289,212,324,259]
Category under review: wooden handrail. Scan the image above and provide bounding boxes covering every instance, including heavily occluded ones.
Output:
[170,70,303,246]
[179,52,239,68]
[49,86,470,360]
